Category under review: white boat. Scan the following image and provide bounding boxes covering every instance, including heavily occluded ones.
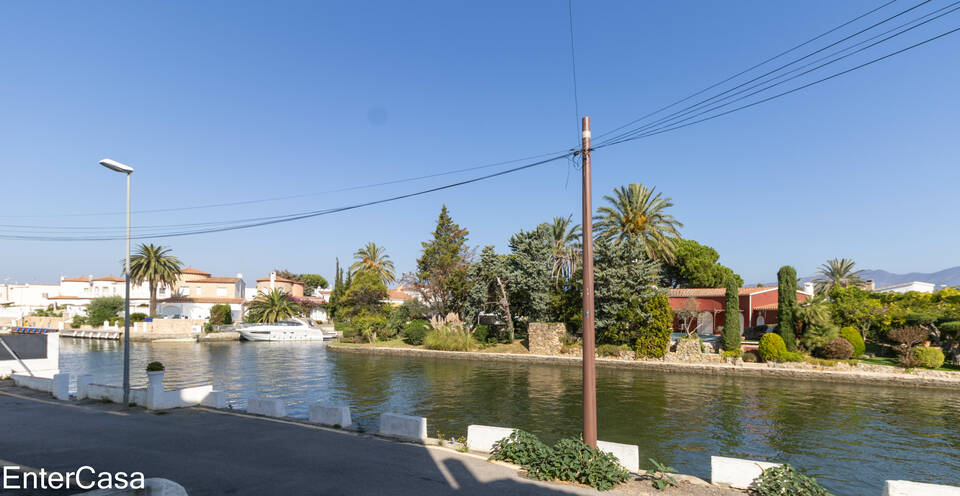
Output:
[237,318,337,342]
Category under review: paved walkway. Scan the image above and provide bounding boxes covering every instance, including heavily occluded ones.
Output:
[0,382,614,495]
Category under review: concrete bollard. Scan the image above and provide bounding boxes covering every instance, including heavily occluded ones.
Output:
[711,456,780,489]
[77,374,93,400]
[597,440,640,474]
[379,412,427,441]
[248,397,286,417]
[466,425,516,453]
[201,391,227,409]
[884,480,960,495]
[52,373,70,401]
[309,403,351,427]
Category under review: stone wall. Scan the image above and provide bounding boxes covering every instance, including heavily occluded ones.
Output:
[24,316,67,329]
[527,322,565,355]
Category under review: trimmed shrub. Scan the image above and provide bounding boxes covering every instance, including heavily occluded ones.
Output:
[474,324,498,344]
[722,349,742,358]
[838,327,865,356]
[742,351,758,362]
[597,344,628,357]
[821,338,854,359]
[722,278,742,352]
[940,321,960,338]
[776,266,798,351]
[912,346,945,369]
[130,312,148,323]
[209,304,233,326]
[86,296,124,327]
[490,429,551,466]
[758,333,786,362]
[750,464,831,496]
[905,312,936,327]
[70,315,87,328]
[782,351,804,362]
[146,361,165,372]
[527,437,630,491]
[401,319,429,345]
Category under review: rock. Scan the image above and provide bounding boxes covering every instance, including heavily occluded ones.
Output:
[528,323,566,355]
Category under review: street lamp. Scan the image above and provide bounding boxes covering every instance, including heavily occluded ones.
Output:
[99,158,133,407]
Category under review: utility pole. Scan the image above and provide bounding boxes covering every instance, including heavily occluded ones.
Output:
[580,116,597,448]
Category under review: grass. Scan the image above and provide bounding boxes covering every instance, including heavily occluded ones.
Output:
[329,337,530,354]
[861,355,960,372]
[328,338,418,349]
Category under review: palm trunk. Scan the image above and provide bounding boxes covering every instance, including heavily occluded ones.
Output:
[149,281,157,317]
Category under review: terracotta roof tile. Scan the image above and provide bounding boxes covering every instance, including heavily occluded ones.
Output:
[668,286,777,298]
[160,297,245,304]
[61,277,90,283]
[191,277,240,284]
[181,267,211,276]
[256,276,302,284]
[92,276,124,282]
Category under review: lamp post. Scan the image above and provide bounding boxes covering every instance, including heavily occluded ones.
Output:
[99,158,133,407]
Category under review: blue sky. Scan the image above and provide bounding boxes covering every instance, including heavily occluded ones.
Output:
[1,0,958,286]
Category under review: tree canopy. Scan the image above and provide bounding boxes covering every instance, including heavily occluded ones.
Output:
[128,243,182,316]
[660,239,743,288]
[594,183,683,262]
[415,205,472,316]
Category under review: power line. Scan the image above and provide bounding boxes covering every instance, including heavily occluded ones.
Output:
[594,23,960,149]
[592,0,903,142]
[597,1,960,146]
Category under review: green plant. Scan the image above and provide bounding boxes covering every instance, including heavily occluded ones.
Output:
[209,304,233,326]
[646,459,678,490]
[821,337,854,359]
[838,326,865,356]
[401,319,430,345]
[776,266,798,351]
[246,288,304,323]
[146,361,165,372]
[911,346,945,369]
[742,350,758,362]
[490,429,551,466]
[941,321,960,338]
[129,312,148,323]
[527,437,630,491]
[749,464,832,496]
[889,326,930,366]
[597,344,628,357]
[723,349,742,358]
[86,296,125,327]
[424,313,476,351]
[127,243,183,317]
[758,333,786,362]
[723,277,742,352]
[455,435,469,453]
[474,324,497,344]
[70,315,87,328]
[782,351,804,362]
[352,313,388,343]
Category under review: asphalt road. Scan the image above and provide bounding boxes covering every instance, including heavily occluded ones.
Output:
[0,382,609,496]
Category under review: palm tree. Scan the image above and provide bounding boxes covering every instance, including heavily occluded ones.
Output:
[548,215,581,284]
[594,183,683,261]
[814,258,864,294]
[350,241,396,285]
[127,244,182,316]
[246,289,303,323]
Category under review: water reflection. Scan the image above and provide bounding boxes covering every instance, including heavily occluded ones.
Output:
[58,339,960,496]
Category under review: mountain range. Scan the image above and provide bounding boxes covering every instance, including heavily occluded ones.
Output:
[795,266,960,289]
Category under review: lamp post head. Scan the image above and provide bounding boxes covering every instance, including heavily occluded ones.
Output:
[99,158,134,174]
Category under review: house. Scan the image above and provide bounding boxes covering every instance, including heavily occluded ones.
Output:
[158,269,247,321]
[873,281,936,294]
[385,286,418,306]
[668,286,812,336]
[49,275,152,317]
[256,272,304,298]
[0,283,62,318]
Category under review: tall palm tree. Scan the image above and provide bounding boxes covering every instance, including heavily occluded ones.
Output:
[350,241,396,285]
[127,244,182,316]
[246,289,304,323]
[814,258,864,294]
[548,215,581,284]
[594,183,683,261]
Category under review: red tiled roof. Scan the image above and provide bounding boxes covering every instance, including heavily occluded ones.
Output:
[256,276,303,285]
[181,267,211,276]
[61,277,91,283]
[191,277,240,284]
[160,297,245,304]
[387,288,414,301]
[668,286,777,298]
[92,276,124,282]
[754,303,779,310]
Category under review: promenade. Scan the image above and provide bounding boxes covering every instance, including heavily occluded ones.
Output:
[0,381,607,496]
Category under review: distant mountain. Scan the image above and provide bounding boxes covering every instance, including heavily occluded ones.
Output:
[797,266,960,289]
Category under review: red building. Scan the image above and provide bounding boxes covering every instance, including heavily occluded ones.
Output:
[667,286,811,336]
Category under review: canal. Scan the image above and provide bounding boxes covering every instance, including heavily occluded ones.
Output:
[59,338,960,495]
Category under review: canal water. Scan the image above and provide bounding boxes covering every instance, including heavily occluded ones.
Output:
[59,338,960,495]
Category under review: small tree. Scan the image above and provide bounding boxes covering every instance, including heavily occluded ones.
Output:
[86,296,125,327]
[209,304,233,326]
[676,297,699,337]
[723,278,742,352]
[777,266,798,351]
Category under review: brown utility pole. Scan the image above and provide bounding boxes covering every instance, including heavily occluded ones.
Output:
[580,116,597,448]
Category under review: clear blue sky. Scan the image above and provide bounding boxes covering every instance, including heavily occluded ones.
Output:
[1,0,958,286]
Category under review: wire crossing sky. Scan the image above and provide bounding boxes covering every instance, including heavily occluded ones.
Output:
[0,0,958,284]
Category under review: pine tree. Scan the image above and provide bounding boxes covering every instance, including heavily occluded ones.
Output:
[777,265,798,351]
[723,277,742,352]
[416,205,471,316]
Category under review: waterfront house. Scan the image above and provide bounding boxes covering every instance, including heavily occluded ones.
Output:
[668,286,812,336]
[873,281,936,294]
[256,272,305,298]
[158,268,247,321]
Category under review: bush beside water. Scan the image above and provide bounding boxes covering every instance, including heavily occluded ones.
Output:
[911,346,945,369]
[750,464,832,496]
[838,326,865,356]
[758,333,786,362]
[491,431,628,491]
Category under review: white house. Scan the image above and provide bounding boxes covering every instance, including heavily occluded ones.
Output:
[0,283,61,318]
[157,269,247,321]
[873,281,936,294]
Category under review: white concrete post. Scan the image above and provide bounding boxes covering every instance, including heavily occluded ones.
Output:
[52,373,70,401]
[77,374,93,400]
[146,370,165,409]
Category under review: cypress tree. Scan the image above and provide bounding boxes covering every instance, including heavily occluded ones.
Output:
[723,277,741,352]
[777,265,798,351]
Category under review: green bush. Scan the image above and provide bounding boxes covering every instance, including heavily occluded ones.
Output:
[838,327,865,356]
[130,312,148,323]
[401,319,430,345]
[782,351,804,362]
[352,314,387,343]
[911,346,945,369]
[473,324,498,344]
[597,344,628,357]
[146,361,165,372]
[940,321,960,338]
[424,327,476,351]
[821,337,854,359]
[723,349,742,358]
[490,429,551,466]
[209,304,233,326]
[70,315,87,328]
[86,296,124,327]
[758,333,786,362]
[527,437,630,491]
[749,464,831,496]
[742,351,758,362]
[905,312,936,327]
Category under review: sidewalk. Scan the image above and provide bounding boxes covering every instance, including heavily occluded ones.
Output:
[0,381,611,496]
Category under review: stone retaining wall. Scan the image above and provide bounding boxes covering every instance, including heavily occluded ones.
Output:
[527,322,565,355]
[327,344,960,389]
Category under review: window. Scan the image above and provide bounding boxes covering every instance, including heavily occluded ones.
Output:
[757,315,765,327]
[180,287,189,296]
[195,287,202,296]
[216,287,227,297]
